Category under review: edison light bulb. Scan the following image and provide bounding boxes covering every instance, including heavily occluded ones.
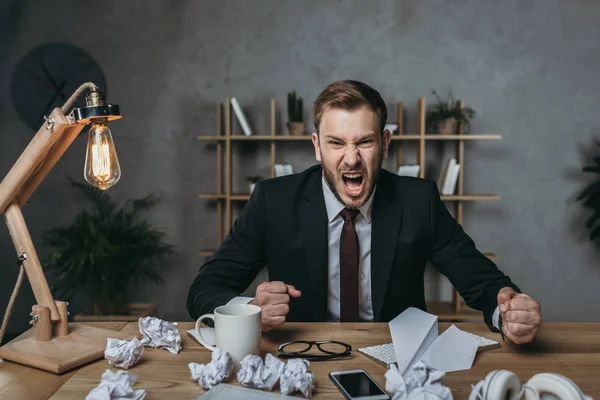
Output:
[84,121,121,190]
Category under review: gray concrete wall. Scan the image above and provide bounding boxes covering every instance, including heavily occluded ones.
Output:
[2,0,600,333]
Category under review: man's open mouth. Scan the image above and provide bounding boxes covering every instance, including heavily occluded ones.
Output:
[342,173,364,196]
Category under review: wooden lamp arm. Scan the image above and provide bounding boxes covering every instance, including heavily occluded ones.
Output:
[0,109,77,321]
[0,108,71,214]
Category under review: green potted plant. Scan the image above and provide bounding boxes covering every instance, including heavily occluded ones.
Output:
[287,91,306,136]
[41,179,176,320]
[247,175,264,194]
[426,90,476,134]
[577,141,600,241]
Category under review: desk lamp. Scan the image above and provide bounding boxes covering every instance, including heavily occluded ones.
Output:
[0,82,134,373]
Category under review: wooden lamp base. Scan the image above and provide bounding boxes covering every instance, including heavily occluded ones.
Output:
[0,323,135,374]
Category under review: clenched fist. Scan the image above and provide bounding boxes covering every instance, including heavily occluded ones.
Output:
[497,287,542,344]
[249,281,301,331]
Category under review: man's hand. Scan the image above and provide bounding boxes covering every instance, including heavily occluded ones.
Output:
[497,287,542,344]
[249,281,301,331]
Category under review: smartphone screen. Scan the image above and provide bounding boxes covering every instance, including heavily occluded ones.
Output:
[334,371,386,397]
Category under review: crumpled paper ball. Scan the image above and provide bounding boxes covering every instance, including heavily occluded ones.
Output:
[189,348,233,389]
[104,337,144,369]
[237,353,285,391]
[280,358,315,399]
[138,316,182,354]
[85,369,146,400]
[385,361,453,400]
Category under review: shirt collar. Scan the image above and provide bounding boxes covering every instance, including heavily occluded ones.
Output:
[322,177,375,223]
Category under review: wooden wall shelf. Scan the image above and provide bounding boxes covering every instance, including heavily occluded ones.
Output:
[197,97,502,317]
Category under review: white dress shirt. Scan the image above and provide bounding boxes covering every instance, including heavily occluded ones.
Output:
[229,177,500,329]
[321,178,375,321]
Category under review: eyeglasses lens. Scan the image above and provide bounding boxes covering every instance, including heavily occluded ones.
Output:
[318,342,348,354]
[282,342,311,353]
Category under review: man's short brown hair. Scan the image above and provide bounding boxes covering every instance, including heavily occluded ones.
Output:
[312,80,387,135]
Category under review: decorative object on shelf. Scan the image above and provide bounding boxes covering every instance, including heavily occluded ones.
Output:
[576,139,600,241]
[41,178,176,318]
[396,164,420,178]
[438,158,461,195]
[426,90,475,134]
[231,97,253,136]
[385,123,399,134]
[287,91,306,136]
[0,82,134,374]
[246,175,264,194]
[274,163,294,177]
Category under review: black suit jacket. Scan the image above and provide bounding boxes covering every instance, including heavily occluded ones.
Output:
[187,165,520,330]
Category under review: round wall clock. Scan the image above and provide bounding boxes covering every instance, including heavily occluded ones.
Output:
[10,42,107,131]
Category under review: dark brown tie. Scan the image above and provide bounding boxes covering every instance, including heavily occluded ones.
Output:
[339,208,360,322]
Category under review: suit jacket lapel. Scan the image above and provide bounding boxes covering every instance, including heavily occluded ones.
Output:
[299,169,329,321]
[371,171,403,321]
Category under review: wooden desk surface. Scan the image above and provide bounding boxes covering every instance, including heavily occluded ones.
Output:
[0,322,598,399]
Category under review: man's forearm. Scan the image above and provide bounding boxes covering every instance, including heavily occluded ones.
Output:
[186,277,240,320]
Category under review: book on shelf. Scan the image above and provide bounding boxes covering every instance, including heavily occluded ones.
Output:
[230,97,253,136]
[274,163,294,177]
[438,158,460,195]
[396,164,420,178]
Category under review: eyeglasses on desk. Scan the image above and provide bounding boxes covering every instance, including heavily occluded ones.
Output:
[277,340,352,361]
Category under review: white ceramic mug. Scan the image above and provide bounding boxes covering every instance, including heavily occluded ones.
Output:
[195,304,262,368]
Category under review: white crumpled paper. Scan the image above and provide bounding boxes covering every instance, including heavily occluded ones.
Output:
[385,360,452,400]
[237,353,286,391]
[189,348,233,389]
[85,369,146,400]
[104,337,144,369]
[280,358,315,399]
[138,316,182,354]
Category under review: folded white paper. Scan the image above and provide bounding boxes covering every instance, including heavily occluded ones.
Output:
[187,327,216,347]
[86,369,146,400]
[104,337,144,369]
[420,324,479,372]
[138,316,182,354]
[280,358,314,399]
[389,307,438,375]
[385,360,452,400]
[189,348,233,389]
[237,353,285,391]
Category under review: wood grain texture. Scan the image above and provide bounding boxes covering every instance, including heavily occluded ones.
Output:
[0,323,134,374]
[0,322,127,400]
[32,305,52,342]
[25,322,599,399]
[18,124,85,206]
[54,301,69,337]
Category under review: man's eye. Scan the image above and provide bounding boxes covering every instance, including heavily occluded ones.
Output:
[330,141,343,146]
[359,140,374,146]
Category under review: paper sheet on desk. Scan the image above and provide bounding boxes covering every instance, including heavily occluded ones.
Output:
[420,324,479,372]
[389,307,480,375]
[187,328,216,347]
[389,307,438,375]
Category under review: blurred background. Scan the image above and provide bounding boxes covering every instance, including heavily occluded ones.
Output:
[2,0,600,341]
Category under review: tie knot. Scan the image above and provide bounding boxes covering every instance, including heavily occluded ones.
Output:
[340,208,360,222]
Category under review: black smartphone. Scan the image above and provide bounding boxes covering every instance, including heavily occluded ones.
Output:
[329,368,390,399]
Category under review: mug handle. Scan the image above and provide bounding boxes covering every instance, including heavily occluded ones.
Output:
[195,314,217,351]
